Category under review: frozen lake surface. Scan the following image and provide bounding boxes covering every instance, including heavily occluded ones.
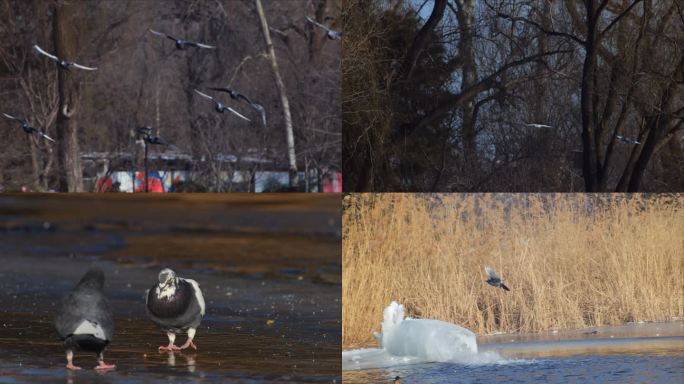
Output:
[0,195,341,383]
[344,302,683,383]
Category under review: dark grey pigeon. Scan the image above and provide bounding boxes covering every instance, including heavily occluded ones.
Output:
[54,268,115,371]
[34,45,97,71]
[194,89,251,122]
[485,267,510,291]
[207,87,267,127]
[3,112,56,142]
[616,134,641,145]
[148,29,215,50]
[146,268,206,352]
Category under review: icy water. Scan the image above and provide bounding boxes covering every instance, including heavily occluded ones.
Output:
[0,194,341,383]
[343,323,684,383]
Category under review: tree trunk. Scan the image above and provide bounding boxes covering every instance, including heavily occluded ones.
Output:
[54,1,83,192]
[456,0,478,176]
[255,0,298,188]
[580,4,598,192]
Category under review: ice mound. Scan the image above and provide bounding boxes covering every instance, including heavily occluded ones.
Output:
[343,301,507,370]
[380,301,478,362]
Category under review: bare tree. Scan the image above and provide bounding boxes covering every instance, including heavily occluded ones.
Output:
[255,0,299,188]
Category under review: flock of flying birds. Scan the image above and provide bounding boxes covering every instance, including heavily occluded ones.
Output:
[2,15,341,148]
[55,267,205,370]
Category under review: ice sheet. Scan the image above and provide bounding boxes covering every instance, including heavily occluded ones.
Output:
[343,301,508,370]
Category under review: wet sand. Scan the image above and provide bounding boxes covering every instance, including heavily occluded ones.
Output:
[0,194,341,383]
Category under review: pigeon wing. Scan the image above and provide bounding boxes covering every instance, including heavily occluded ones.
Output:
[55,288,113,341]
[38,131,56,142]
[195,42,216,49]
[194,89,217,103]
[227,107,251,122]
[485,267,498,279]
[306,16,332,32]
[34,45,60,62]
[2,112,23,122]
[71,62,98,71]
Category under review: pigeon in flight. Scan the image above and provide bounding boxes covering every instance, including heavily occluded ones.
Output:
[54,268,115,371]
[149,29,215,50]
[616,135,641,145]
[194,89,251,122]
[485,267,510,291]
[525,122,552,129]
[305,16,342,40]
[2,113,56,142]
[34,45,97,71]
[207,87,267,126]
[146,268,206,352]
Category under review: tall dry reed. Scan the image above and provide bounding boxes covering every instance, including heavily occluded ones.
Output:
[342,194,684,348]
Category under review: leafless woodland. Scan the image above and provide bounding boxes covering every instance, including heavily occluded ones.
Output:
[343,0,683,192]
[0,0,340,192]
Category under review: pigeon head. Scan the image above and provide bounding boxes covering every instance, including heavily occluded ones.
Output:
[76,268,105,290]
[158,268,177,287]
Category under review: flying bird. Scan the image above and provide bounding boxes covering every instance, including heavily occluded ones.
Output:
[305,16,342,40]
[524,122,552,129]
[54,268,115,371]
[207,87,266,126]
[194,89,251,121]
[485,267,510,291]
[34,45,97,71]
[148,29,215,50]
[146,268,206,352]
[2,113,56,142]
[616,135,641,145]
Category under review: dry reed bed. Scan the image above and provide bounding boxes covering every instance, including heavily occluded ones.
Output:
[342,194,684,348]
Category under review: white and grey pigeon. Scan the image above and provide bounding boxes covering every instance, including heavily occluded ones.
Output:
[485,267,510,291]
[194,89,251,122]
[2,113,56,142]
[305,16,342,40]
[148,29,215,50]
[54,268,115,371]
[524,122,552,129]
[34,45,97,71]
[207,87,267,127]
[146,268,205,352]
[616,134,641,145]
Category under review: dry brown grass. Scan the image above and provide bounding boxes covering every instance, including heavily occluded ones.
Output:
[342,194,684,348]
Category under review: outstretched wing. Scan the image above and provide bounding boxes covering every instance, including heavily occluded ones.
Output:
[237,93,254,105]
[149,29,175,41]
[227,107,251,122]
[306,16,332,33]
[195,42,216,49]
[484,266,498,280]
[194,89,217,103]
[71,62,98,71]
[2,112,23,122]
[33,45,60,62]
[38,131,56,142]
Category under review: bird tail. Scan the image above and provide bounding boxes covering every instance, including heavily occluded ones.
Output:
[500,283,510,291]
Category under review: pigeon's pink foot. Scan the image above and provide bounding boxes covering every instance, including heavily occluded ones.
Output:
[66,363,82,370]
[179,340,197,350]
[94,362,116,370]
[158,344,181,352]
